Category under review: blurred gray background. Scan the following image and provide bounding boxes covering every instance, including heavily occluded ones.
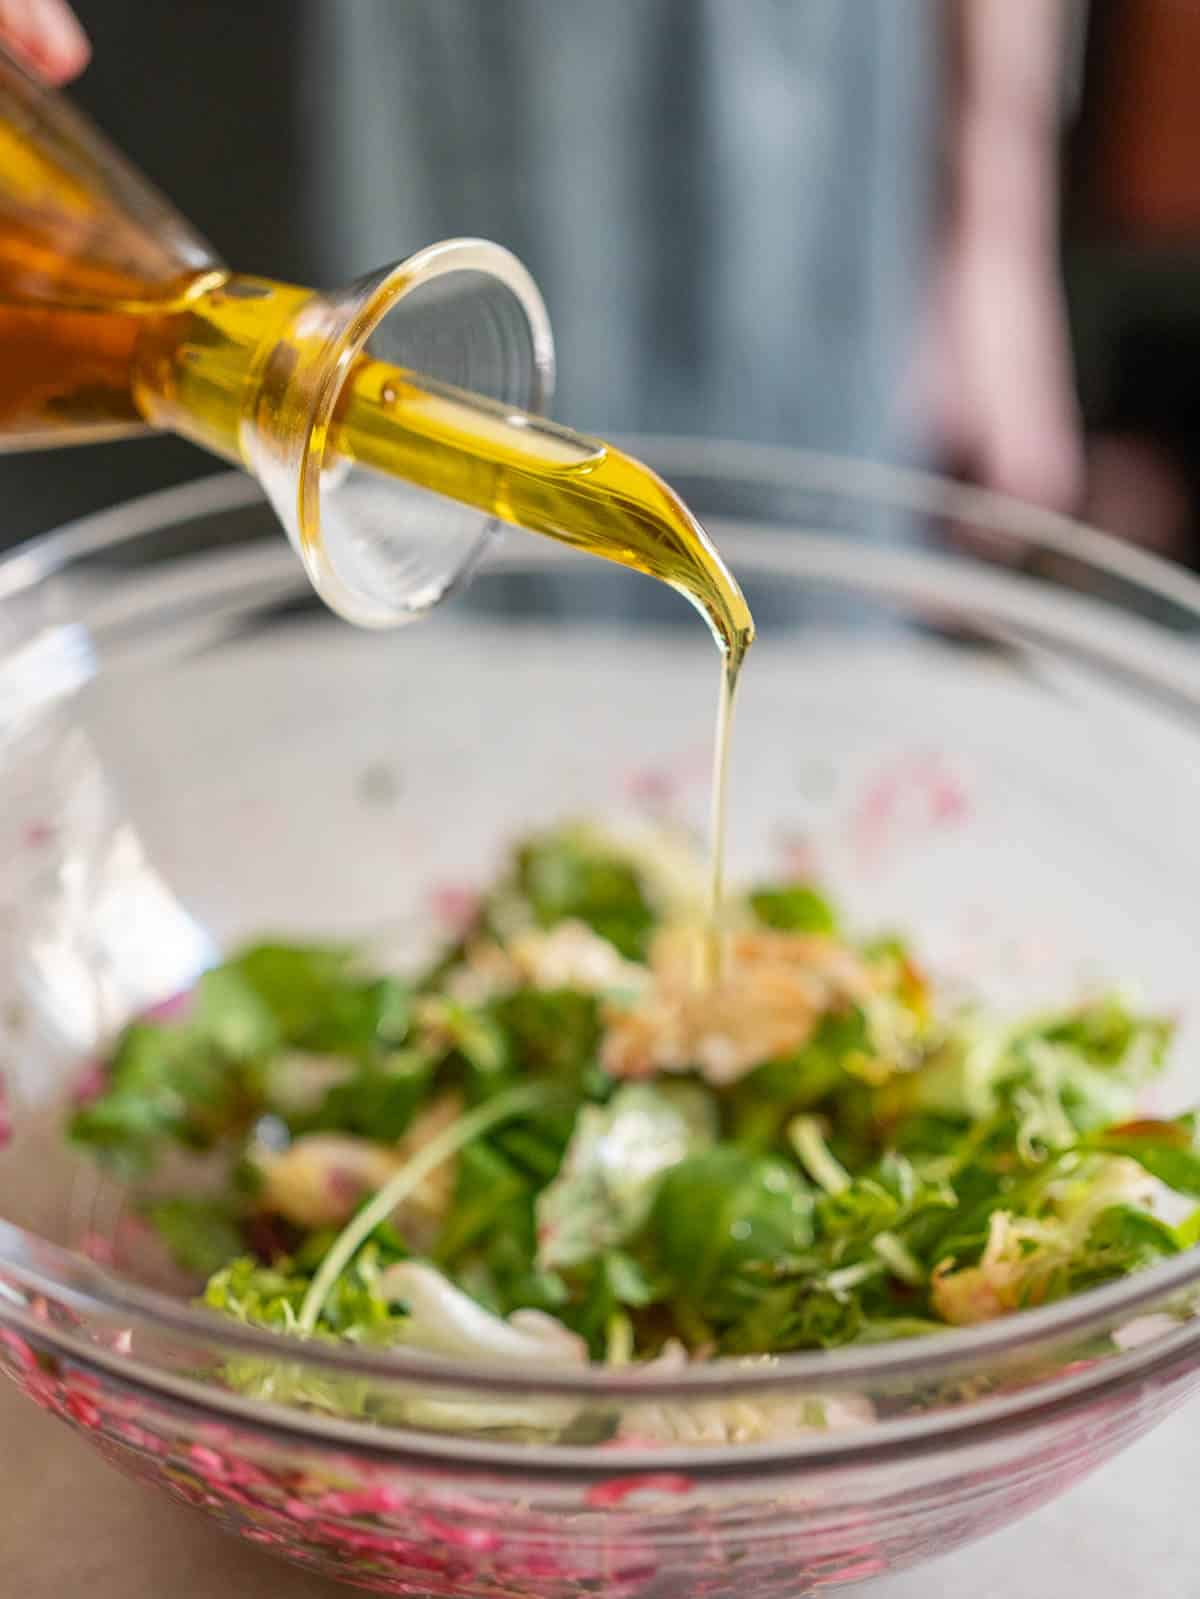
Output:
[0,0,1198,566]
[0,0,939,542]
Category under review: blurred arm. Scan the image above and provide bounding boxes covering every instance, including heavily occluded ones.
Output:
[928,0,1084,511]
[954,0,1075,248]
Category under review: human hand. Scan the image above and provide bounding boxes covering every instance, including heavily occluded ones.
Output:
[0,0,89,86]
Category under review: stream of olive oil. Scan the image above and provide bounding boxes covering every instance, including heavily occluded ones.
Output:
[328,361,754,974]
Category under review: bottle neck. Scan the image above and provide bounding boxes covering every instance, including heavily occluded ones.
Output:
[133,273,315,465]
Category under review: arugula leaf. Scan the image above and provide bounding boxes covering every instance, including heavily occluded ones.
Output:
[818,1156,955,1259]
[486,987,602,1087]
[1026,995,1174,1071]
[724,1281,873,1354]
[729,1009,871,1149]
[499,828,657,960]
[221,944,352,1036]
[296,1048,434,1141]
[193,966,280,1059]
[435,1139,534,1276]
[68,1021,262,1174]
[1085,1116,1200,1196]
[649,1146,814,1329]
[70,941,420,1173]
[438,1143,567,1320]
[749,883,838,935]
[142,1196,247,1277]
[1071,1204,1180,1288]
[228,944,411,1060]
[565,1250,658,1361]
[416,997,509,1081]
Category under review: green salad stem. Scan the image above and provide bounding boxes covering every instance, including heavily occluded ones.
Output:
[297,1083,549,1334]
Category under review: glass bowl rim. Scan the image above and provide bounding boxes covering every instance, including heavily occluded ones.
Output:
[3,447,1200,1465]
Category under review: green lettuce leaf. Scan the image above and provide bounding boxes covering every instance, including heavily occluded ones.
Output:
[1085,1115,1200,1196]
[537,1081,716,1270]
[649,1145,814,1333]
[491,827,657,960]
[749,883,838,935]
[142,1195,247,1277]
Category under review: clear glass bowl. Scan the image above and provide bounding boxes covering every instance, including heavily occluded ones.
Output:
[3,443,1200,1596]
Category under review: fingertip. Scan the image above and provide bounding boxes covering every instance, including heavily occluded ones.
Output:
[35,46,90,87]
[39,0,91,82]
[8,0,91,85]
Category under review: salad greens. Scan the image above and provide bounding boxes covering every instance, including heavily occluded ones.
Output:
[69,824,1199,1375]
